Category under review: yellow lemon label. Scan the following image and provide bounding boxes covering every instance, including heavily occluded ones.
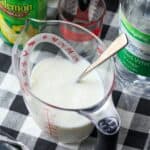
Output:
[0,0,47,45]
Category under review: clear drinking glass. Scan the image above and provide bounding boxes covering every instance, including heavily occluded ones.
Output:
[58,0,106,37]
[12,19,120,146]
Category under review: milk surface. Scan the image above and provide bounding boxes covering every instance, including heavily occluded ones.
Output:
[30,56,104,129]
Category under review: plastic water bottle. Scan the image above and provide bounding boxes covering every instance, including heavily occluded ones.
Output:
[115,0,150,98]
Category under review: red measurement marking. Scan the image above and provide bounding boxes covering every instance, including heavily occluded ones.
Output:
[21,61,27,67]
[24,82,28,87]
[22,70,27,76]
[72,55,80,62]
[51,36,59,43]
[42,35,48,39]
[58,41,66,49]
[28,41,36,47]
[97,47,103,54]
[66,47,74,54]
[46,110,58,137]
[66,47,80,62]
[48,123,58,136]
[22,50,29,56]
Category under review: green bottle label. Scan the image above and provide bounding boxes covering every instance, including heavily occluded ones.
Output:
[0,0,47,45]
[117,12,150,77]
[118,46,150,77]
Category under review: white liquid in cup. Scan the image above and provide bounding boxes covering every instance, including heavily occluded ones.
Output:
[30,56,105,143]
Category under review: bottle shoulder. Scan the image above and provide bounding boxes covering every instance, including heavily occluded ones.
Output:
[120,1,150,34]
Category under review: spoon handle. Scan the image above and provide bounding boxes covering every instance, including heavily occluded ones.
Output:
[77,33,127,82]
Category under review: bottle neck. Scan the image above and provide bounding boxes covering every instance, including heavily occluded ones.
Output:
[119,8,150,45]
[120,1,150,34]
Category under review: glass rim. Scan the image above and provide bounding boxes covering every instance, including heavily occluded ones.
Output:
[26,18,104,43]
[12,19,115,112]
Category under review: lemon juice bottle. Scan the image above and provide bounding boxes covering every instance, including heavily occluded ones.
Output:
[0,0,47,45]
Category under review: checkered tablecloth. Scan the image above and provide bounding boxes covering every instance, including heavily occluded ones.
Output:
[0,0,150,150]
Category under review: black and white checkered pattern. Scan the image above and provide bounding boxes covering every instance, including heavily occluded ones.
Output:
[0,0,150,150]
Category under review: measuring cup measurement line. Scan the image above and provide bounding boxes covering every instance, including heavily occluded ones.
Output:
[77,33,128,82]
[19,32,81,98]
[22,33,80,63]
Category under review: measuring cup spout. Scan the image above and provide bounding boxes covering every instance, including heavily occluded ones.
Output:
[79,95,120,150]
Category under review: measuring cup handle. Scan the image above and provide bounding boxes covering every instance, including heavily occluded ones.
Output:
[79,95,120,150]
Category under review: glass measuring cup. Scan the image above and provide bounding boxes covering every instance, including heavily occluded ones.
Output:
[12,19,120,146]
